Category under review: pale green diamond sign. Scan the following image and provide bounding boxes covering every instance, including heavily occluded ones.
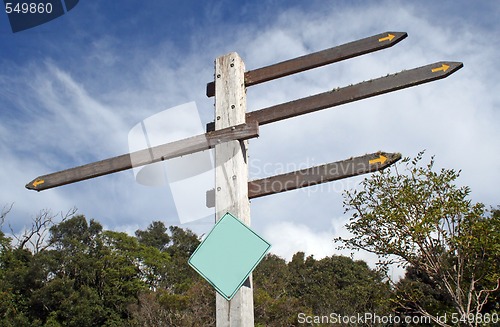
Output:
[188,212,271,300]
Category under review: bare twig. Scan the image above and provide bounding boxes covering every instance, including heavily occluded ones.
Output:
[9,207,77,253]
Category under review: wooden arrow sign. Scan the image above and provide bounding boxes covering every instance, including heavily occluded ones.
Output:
[248,152,401,199]
[206,31,407,97]
[26,122,259,191]
[206,61,462,132]
[206,152,401,206]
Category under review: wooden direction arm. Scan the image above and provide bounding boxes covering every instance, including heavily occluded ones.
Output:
[207,61,463,131]
[248,152,401,199]
[26,122,259,191]
[207,31,407,97]
[247,61,463,126]
[206,152,401,206]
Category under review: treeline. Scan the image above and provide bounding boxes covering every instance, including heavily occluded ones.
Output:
[0,213,400,326]
[1,210,498,326]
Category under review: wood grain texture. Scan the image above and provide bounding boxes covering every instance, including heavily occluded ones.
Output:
[205,152,401,207]
[248,152,401,199]
[213,53,254,326]
[26,122,258,191]
[206,61,462,132]
[246,61,463,126]
[206,31,407,97]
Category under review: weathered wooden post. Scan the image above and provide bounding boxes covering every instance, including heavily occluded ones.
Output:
[213,52,254,326]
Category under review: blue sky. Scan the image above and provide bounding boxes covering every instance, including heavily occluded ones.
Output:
[1,0,499,271]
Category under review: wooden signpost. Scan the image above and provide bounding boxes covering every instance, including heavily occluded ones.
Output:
[26,122,259,191]
[26,31,463,326]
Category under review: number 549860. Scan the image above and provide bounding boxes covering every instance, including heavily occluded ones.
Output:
[5,2,53,14]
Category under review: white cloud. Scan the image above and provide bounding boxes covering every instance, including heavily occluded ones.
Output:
[263,216,406,279]
[263,220,336,261]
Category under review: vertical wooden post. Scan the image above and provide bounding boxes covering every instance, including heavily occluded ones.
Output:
[214,53,254,326]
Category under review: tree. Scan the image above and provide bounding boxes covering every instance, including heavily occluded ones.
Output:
[254,252,391,326]
[288,252,391,323]
[129,224,213,326]
[12,208,76,253]
[135,221,170,251]
[338,152,500,326]
[0,207,69,327]
[32,215,166,326]
[253,254,310,326]
[161,226,200,293]
[394,265,455,326]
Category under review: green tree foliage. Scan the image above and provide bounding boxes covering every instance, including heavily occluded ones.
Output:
[128,224,215,326]
[339,152,500,326]
[288,252,392,324]
[1,211,403,326]
[0,215,174,326]
[252,252,392,326]
[394,265,455,326]
[253,254,309,326]
[135,221,170,251]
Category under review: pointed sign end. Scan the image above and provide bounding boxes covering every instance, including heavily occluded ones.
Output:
[26,181,36,191]
[382,152,402,168]
[369,152,402,169]
[380,31,408,44]
[26,178,44,191]
[391,31,408,40]
[386,152,402,163]
[432,61,464,77]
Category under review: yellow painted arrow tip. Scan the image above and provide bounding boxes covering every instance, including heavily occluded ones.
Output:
[369,154,388,165]
[431,63,450,73]
[378,34,396,42]
[29,179,45,189]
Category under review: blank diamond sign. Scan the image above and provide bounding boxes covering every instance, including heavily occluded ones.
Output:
[188,212,271,300]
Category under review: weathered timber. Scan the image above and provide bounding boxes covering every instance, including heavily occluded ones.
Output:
[205,152,401,207]
[248,152,401,199]
[206,31,407,97]
[207,61,463,131]
[213,53,254,326]
[26,122,259,191]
